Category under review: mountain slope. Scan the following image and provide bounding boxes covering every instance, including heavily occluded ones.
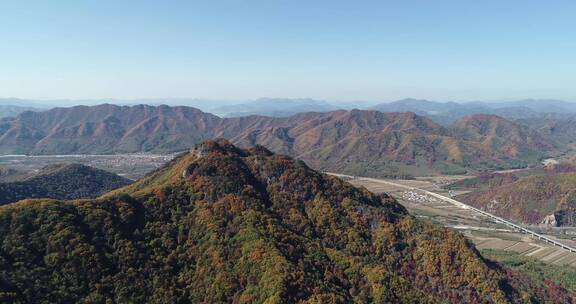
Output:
[231,111,557,176]
[457,172,576,226]
[228,110,458,176]
[0,163,132,205]
[451,114,559,164]
[0,103,223,154]
[516,113,576,148]
[0,104,560,176]
[0,105,40,119]
[445,172,520,191]
[0,139,572,303]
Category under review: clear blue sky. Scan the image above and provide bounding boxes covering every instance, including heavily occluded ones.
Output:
[1,0,576,102]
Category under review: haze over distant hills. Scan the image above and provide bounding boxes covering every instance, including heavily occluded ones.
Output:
[517,114,576,148]
[373,98,576,125]
[0,103,564,177]
[211,98,343,117]
[3,97,576,122]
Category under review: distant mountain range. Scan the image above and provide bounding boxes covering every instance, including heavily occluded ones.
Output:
[0,105,41,119]
[516,114,576,148]
[0,104,223,154]
[0,97,352,117]
[0,104,564,177]
[0,139,570,302]
[4,97,576,122]
[211,98,342,117]
[232,111,559,176]
[372,98,576,125]
[0,163,132,205]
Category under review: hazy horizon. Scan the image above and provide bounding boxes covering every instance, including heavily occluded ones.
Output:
[2,96,576,108]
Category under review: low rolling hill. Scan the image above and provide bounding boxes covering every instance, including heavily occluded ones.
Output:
[0,163,132,205]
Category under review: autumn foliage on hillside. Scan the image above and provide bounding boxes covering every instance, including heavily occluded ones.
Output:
[457,167,576,225]
[445,172,519,190]
[0,163,132,205]
[0,140,572,303]
[0,104,560,177]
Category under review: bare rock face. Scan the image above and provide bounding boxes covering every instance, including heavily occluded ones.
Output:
[540,214,559,227]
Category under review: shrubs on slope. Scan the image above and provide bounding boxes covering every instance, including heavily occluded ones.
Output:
[0,164,132,205]
[0,140,572,303]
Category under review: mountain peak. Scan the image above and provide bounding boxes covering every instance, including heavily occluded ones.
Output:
[190,138,246,158]
[1,139,571,302]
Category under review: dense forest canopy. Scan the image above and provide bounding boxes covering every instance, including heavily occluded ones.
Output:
[0,140,572,303]
[0,163,132,205]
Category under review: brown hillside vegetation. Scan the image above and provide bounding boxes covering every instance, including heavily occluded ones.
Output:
[451,114,558,160]
[0,105,560,176]
[0,104,222,154]
[0,139,572,303]
[229,111,559,176]
[445,172,520,190]
[458,171,576,226]
[517,114,576,148]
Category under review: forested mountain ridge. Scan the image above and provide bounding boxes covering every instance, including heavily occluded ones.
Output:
[230,110,558,176]
[450,114,558,161]
[0,163,132,205]
[516,113,576,148]
[0,104,222,154]
[0,139,572,303]
[0,104,560,176]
